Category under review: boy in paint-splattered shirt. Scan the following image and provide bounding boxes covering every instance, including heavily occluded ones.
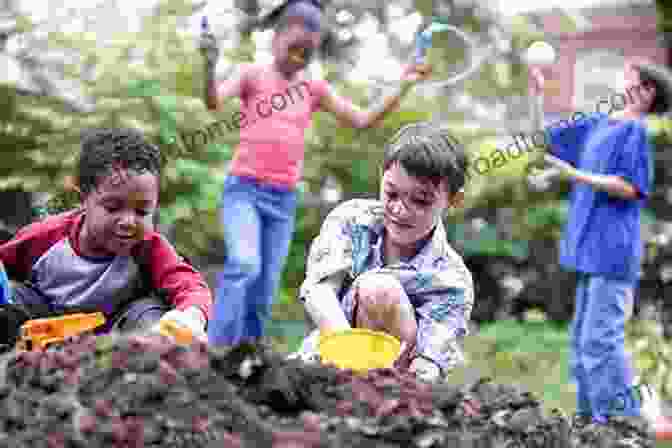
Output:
[296,123,473,381]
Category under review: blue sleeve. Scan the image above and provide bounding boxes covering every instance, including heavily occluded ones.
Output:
[611,124,653,199]
[546,113,604,167]
[0,261,10,305]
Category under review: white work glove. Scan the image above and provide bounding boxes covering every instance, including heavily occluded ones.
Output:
[151,307,207,343]
[638,382,662,424]
[409,356,442,382]
[287,328,322,364]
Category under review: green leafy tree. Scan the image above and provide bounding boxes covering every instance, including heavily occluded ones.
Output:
[0,0,543,295]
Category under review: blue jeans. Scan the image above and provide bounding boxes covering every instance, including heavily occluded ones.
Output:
[207,175,297,346]
[570,273,640,421]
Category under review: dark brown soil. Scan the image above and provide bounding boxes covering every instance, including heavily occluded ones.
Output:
[0,333,655,447]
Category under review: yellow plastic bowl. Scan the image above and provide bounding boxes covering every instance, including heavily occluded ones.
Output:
[318,329,401,373]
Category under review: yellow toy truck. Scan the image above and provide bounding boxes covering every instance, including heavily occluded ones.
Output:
[16,311,199,351]
[16,312,106,351]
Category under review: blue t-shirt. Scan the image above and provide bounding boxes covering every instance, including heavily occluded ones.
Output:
[0,261,10,305]
[547,112,653,281]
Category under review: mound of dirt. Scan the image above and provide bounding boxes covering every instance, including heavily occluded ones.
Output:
[0,333,655,447]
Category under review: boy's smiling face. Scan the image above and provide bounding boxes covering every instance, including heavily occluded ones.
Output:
[79,168,158,258]
[380,162,449,250]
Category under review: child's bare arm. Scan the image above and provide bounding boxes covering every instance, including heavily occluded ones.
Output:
[544,151,642,200]
[204,63,250,111]
[318,65,430,129]
[318,82,413,129]
[301,272,351,332]
[200,22,249,110]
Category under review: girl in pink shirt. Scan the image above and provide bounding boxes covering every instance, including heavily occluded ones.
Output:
[201,0,431,346]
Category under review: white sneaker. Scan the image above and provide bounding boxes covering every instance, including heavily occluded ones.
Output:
[634,380,672,440]
[286,329,321,364]
[636,380,662,424]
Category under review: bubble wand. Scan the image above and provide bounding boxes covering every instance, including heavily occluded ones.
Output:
[201,15,209,36]
[373,16,493,89]
[414,19,454,65]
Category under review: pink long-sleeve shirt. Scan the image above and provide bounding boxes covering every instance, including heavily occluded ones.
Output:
[229,65,329,188]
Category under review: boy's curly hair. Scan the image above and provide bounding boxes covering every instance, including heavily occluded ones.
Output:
[77,128,162,196]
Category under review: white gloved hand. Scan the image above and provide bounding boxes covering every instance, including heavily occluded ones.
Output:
[151,307,207,343]
[409,357,442,382]
[287,328,322,364]
[198,21,220,66]
[638,382,662,424]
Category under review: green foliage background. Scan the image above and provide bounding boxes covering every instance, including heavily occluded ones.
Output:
[0,0,539,285]
[3,0,672,328]
[5,0,671,299]
[3,0,672,413]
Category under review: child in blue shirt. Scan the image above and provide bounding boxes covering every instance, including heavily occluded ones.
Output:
[0,262,9,305]
[529,60,672,429]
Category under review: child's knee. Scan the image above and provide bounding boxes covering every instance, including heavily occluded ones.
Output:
[357,273,406,307]
[111,296,171,332]
[355,273,416,342]
[356,274,415,324]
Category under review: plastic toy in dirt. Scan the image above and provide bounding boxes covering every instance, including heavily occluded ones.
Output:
[15,310,202,352]
[16,312,106,351]
[318,328,402,373]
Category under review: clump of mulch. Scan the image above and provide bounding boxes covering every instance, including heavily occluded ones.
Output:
[0,333,655,447]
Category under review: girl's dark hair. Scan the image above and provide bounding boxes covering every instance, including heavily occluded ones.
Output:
[383,122,468,195]
[77,128,162,196]
[632,62,672,115]
[260,0,324,31]
[252,0,339,59]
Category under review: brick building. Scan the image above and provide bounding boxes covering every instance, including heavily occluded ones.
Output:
[534,2,666,119]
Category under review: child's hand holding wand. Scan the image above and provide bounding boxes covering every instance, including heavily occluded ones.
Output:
[198,16,219,67]
[401,63,433,85]
[199,16,224,110]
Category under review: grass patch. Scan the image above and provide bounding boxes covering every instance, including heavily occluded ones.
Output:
[448,318,576,413]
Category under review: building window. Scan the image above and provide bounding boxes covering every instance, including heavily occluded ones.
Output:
[573,48,625,111]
